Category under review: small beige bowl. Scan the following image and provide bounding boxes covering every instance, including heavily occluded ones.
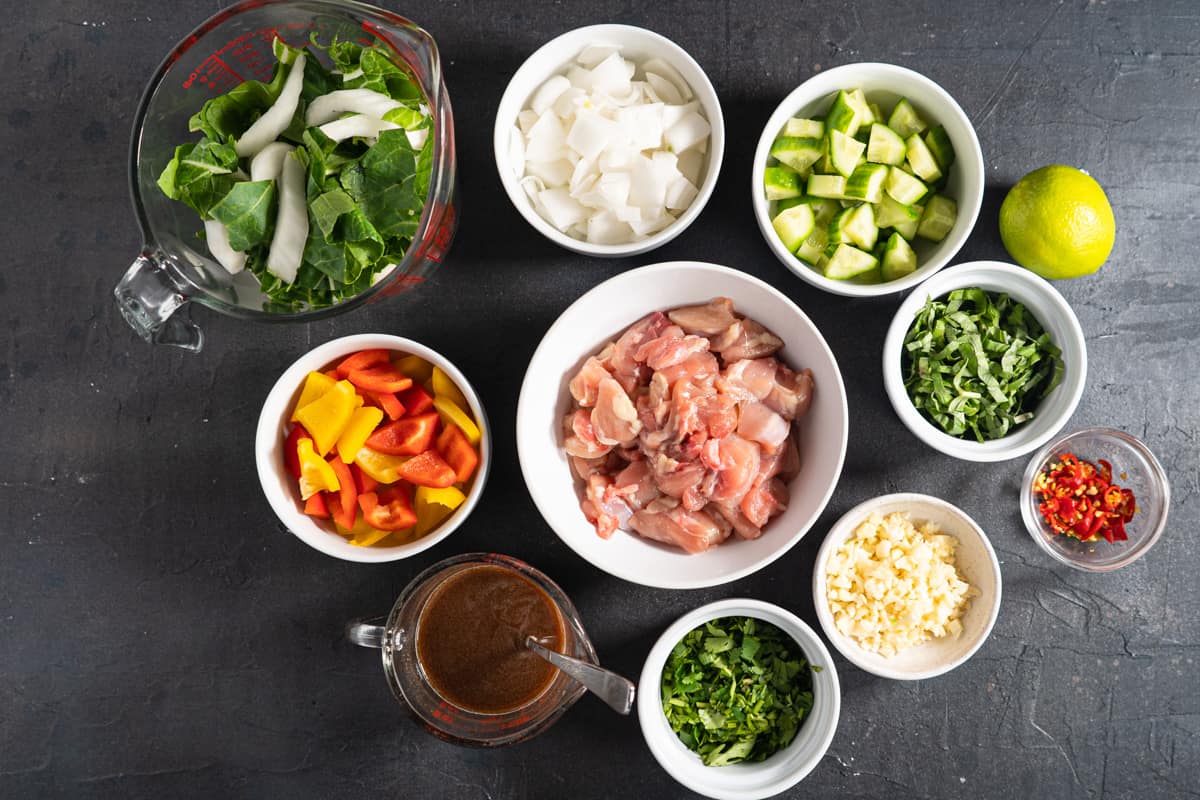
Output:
[812,493,1001,680]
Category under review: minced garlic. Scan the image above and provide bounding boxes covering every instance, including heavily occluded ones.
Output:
[825,511,976,657]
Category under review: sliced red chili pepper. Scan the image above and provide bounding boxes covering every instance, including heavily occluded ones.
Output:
[362,388,406,421]
[437,424,479,483]
[346,364,414,394]
[351,463,379,495]
[1034,451,1138,544]
[366,412,440,456]
[396,450,457,488]
[284,424,312,479]
[304,492,330,519]
[336,349,391,378]
[397,383,435,417]
[327,456,358,530]
[358,484,418,531]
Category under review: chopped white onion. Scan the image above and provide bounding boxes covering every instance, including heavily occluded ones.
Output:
[204,219,246,275]
[514,45,710,244]
[305,87,403,126]
[236,52,307,158]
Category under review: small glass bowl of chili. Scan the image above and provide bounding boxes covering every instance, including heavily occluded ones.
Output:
[1020,427,1170,571]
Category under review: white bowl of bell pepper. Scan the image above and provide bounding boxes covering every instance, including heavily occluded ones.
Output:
[256,334,490,562]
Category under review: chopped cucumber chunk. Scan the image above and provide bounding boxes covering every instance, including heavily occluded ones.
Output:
[771,136,824,174]
[806,174,848,199]
[885,166,929,205]
[893,207,922,241]
[845,163,889,203]
[828,130,866,178]
[923,124,955,170]
[846,89,874,124]
[771,204,816,252]
[826,90,861,136]
[874,193,922,228]
[830,203,878,250]
[905,133,943,183]
[808,197,840,226]
[916,194,957,242]
[795,223,829,266]
[880,232,918,280]
[774,196,805,213]
[887,97,927,138]
[866,123,907,166]
[784,117,825,138]
[824,243,879,279]
[764,166,803,200]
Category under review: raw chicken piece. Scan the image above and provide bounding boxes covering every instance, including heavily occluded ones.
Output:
[764,365,814,419]
[569,356,613,407]
[740,477,789,528]
[613,459,660,510]
[667,297,737,336]
[717,358,777,403]
[651,453,709,511]
[737,402,790,454]
[704,435,761,507]
[591,378,642,445]
[656,351,720,388]
[581,473,633,539]
[711,318,784,362]
[709,502,764,540]
[570,454,606,480]
[629,506,732,554]
[564,410,614,459]
[696,391,738,439]
[635,331,711,371]
[609,311,670,392]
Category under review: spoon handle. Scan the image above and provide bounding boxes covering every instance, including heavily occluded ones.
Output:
[526,636,636,715]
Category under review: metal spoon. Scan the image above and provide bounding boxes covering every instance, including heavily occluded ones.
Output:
[525,636,636,715]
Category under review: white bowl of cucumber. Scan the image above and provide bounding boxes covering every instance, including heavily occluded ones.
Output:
[752,63,984,296]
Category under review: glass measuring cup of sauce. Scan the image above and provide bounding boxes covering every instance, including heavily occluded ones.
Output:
[347,553,599,746]
[114,0,457,352]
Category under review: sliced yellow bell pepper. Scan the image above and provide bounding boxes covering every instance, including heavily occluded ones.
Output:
[336,406,384,464]
[353,445,410,484]
[335,516,396,547]
[396,354,435,384]
[294,379,359,456]
[290,371,336,421]
[431,365,469,409]
[296,438,340,499]
[414,485,466,535]
[432,396,481,445]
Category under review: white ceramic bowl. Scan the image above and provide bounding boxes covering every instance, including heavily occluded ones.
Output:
[516,261,848,589]
[494,24,724,257]
[752,62,984,297]
[812,493,1001,680]
[638,599,841,800]
[255,334,491,563]
[883,260,1087,462]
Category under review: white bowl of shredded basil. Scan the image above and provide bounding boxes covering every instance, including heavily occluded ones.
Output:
[638,599,840,800]
[882,261,1087,462]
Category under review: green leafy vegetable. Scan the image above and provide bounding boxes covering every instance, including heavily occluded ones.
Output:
[661,617,814,767]
[902,287,1063,441]
[156,36,431,312]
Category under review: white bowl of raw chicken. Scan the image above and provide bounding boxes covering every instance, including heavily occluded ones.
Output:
[517,261,849,589]
[494,25,724,256]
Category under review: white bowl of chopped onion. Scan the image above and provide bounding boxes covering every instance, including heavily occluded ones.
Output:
[494,25,724,256]
[812,493,1001,681]
[516,261,848,589]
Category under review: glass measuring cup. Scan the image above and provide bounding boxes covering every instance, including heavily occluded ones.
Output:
[114,0,457,351]
[347,553,599,747]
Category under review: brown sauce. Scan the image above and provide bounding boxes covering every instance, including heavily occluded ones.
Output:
[416,564,564,715]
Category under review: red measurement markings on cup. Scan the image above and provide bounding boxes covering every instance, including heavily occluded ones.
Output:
[182,26,314,91]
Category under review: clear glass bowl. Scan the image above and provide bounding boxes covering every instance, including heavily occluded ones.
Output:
[1019,427,1170,572]
[114,0,458,351]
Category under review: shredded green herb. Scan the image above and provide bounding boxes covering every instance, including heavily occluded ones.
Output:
[902,287,1063,441]
[661,616,813,767]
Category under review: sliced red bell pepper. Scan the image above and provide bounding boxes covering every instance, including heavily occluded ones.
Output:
[366,412,440,456]
[358,484,418,531]
[304,492,330,519]
[336,349,391,378]
[362,388,406,421]
[437,424,479,483]
[284,424,312,479]
[327,456,359,530]
[397,383,435,417]
[346,363,414,395]
[396,450,457,488]
[351,463,379,495]
[323,369,341,380]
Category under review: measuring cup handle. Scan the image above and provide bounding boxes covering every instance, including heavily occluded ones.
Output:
[346,616,397,650]
[113,252,203,352]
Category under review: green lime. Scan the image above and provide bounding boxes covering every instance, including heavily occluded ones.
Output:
[999,165,1115,279]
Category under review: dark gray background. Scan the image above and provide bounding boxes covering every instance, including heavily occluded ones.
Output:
[2,1,1197,798]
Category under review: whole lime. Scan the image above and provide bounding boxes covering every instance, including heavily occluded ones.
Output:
[999,165,1115,279]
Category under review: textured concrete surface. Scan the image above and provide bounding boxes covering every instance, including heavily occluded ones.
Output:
[1,1,1197,798]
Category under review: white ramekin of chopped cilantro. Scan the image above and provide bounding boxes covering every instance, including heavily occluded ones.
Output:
[638,599,841,800]
[883,261,1088,463]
